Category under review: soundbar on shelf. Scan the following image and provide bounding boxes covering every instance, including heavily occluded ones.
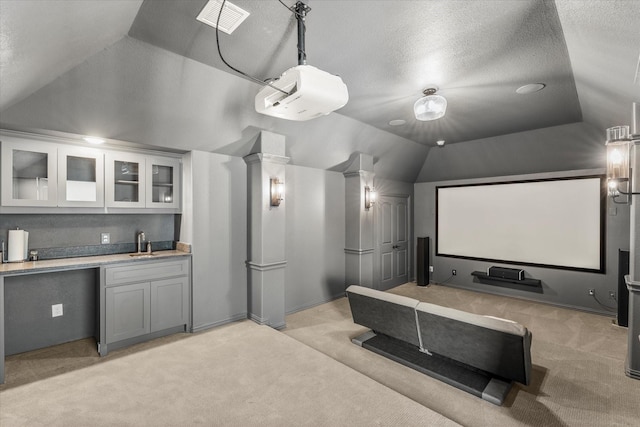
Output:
[471,271,541,287]
[487,266,524,281]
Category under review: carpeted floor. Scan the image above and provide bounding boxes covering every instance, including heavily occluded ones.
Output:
[2,282,639,426]
[0,320,458,427]
[283,283,640,427]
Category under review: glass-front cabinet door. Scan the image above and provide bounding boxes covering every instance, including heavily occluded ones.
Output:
[57,146,104,207]
[105,151,147,208]
[145,156,180,209]
[1,138,58,207]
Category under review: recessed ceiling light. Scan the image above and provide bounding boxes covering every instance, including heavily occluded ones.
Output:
[516,83,546,94]
[436,139,445,146]
[389,119,406,126]
[83,136,105,144]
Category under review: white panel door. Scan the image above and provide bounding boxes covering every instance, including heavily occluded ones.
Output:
[378,195,409,290]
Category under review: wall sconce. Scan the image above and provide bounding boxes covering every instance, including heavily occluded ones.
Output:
[270,178,284,206]
[364,186,377,210]
[606,125,638,203]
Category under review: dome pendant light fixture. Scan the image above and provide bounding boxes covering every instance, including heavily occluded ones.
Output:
[414,87,447,121]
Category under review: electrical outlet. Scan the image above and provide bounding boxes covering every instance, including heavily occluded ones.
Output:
[588,289,595,296]
[429,266,434,273]
[609,291,616,300]
[452,269,457,276]
[52,304,63,317]
[101,233,110,244]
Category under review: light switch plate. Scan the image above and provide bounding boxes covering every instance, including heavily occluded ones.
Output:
[52,304,63,317]
[101,233,110,244]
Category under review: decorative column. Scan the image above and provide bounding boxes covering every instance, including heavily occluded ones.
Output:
[0,275,5,383]
[626,116,640,379]
[344,153,375,287]
[244,131,289,329]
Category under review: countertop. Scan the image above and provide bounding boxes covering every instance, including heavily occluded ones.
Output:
[0,250,191,276]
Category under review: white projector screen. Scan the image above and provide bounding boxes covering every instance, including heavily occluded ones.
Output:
[436,176,605,273]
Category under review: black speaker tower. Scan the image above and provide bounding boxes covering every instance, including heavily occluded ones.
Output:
[417,237,430,286]
[618,250,630,327]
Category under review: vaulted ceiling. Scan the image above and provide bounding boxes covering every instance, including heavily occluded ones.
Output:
[1,0,638,182]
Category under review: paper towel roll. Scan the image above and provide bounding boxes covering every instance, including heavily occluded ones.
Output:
[24,231,29,260]
[8,229,28,262]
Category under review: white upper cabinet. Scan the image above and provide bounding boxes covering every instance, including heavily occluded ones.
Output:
[145,156,181,209]
[105,151,181,210]
[1,137,58,207]
[105,151,148,208]
[57,146,104,207]
[1,131,181,212]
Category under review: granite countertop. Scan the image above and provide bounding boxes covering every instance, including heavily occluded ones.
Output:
[0,250,190,276]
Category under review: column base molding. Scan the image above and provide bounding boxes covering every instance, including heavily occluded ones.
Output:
[625,361,640,380]
[246,260,287,271]
[344,248,374,255]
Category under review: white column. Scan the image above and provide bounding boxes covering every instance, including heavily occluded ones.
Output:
[0,276,4,383]
[244,131,289,329]
[344,153,375,287]
[626,139,640,379]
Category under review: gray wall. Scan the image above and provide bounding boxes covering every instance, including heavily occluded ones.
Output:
[1,36,430,184]
[0,213,177,354]
[285,165,345,313]
[184,154,349,325]
[415,168,630,314]
[416,122,604,183]
[183,151,248,331]
[5,269,97,355]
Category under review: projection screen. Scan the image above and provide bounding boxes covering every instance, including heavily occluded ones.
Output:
[436,176,605,273]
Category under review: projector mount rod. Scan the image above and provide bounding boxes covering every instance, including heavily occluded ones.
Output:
[295,1,311,65]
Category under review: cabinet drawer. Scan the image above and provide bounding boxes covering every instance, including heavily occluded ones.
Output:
[106,259,189,286]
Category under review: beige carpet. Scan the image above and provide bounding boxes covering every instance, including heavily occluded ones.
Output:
[283,283,640,427]
[0,320,459,427]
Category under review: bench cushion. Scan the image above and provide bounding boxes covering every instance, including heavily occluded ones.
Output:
[418,302,527,336]
[416,302,532,385]
[346,285,421,347]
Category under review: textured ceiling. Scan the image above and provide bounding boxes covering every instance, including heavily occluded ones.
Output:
[0,0,639,182]
[0,0,143,109]
[129,0,585,146]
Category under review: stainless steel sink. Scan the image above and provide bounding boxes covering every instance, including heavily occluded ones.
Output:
[129,253,157,258]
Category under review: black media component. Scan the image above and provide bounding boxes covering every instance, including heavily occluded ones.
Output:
[488,266,524,281]
[618,250,630,327]
[417,237,430,286]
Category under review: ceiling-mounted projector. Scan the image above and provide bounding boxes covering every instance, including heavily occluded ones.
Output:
[255,65,348,121]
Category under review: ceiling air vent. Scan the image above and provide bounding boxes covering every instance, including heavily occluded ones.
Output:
[196,0,250,35]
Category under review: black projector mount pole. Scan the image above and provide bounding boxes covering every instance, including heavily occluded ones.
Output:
[295,1,311,65]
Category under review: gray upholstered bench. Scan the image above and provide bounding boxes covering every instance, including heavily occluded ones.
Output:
[346,285,532,405]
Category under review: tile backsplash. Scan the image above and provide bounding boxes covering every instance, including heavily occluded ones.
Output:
[0,214,180,260]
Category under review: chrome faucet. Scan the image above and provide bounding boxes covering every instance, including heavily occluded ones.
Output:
[137,231,146,254]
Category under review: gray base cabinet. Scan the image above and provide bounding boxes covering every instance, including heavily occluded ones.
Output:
[106,282,151,343]
[151,276,189,332]
[100,258,190,355]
